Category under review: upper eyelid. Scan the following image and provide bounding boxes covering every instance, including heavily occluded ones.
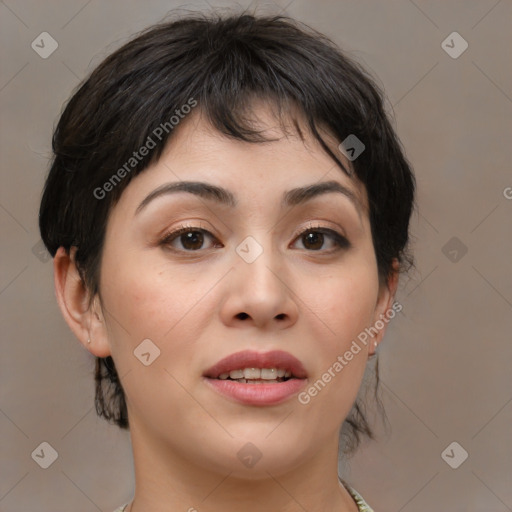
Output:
[292,222,347,237]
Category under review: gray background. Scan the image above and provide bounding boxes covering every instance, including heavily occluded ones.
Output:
[1,0,511,510]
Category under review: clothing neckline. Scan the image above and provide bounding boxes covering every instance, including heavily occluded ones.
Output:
[340,479,374,511]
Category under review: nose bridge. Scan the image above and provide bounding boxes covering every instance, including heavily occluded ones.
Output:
[222,230,298,327]
[234,232,284,300]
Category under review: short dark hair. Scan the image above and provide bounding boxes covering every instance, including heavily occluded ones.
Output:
[39,10,416,454]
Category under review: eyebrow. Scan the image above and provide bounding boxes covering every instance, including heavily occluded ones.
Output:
[135,180,364,219]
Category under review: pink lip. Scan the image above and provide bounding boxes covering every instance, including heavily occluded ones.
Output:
[204,378,307,406]
[203,350,307,379]
[203,350,308,406]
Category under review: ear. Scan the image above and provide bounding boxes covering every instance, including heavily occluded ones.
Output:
[53,246,111,357]
[369,258,400,354]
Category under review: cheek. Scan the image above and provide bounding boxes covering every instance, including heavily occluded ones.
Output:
[296,260,379,422]
[98,252,212,424]
[98,246,194,353]
[310,260,379,348]
[103,269,201,336]
[98,247,227,397]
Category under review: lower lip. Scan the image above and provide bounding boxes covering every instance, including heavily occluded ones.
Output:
[204,377,307,405]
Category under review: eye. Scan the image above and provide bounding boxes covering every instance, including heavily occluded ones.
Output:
[292,224,350,252]
[159,223,350,254]
[159,224,221,252]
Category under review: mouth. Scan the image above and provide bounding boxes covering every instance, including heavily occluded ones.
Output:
[204,349,307,380]
[203,350,308,405]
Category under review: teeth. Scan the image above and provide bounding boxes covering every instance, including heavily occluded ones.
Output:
[243,368,261,379]
[238,379,276,384]
[220,368,293,381]
[224,368,291,380]
[261,368,277,380]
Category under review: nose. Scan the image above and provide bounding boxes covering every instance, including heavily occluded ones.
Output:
[219,240,299,331]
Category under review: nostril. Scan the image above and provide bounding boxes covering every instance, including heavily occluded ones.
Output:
[275,313,286,320]
[237,312,249,320]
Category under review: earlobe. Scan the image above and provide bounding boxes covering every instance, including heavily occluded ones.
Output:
[53,247,111,357]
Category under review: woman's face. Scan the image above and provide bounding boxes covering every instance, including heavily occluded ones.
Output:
[95,105,395,478]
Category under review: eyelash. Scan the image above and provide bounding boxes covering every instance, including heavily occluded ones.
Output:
[159,222,351,254]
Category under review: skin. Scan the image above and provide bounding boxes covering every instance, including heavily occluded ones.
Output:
[54,102,398,512]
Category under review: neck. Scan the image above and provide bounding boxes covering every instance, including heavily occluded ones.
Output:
[125,420,359,512]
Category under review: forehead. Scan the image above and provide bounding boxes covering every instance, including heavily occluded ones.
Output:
[115,100,370,219]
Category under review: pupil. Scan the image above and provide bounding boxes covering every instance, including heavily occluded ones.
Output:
[182,231,203,250]
[304,232,323,250]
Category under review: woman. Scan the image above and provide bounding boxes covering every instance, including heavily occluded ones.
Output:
[39,11,415,511]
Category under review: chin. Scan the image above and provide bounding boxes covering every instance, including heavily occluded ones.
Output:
[196,431,314,479]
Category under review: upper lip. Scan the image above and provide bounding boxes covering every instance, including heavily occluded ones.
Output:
[203,350,308,379]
